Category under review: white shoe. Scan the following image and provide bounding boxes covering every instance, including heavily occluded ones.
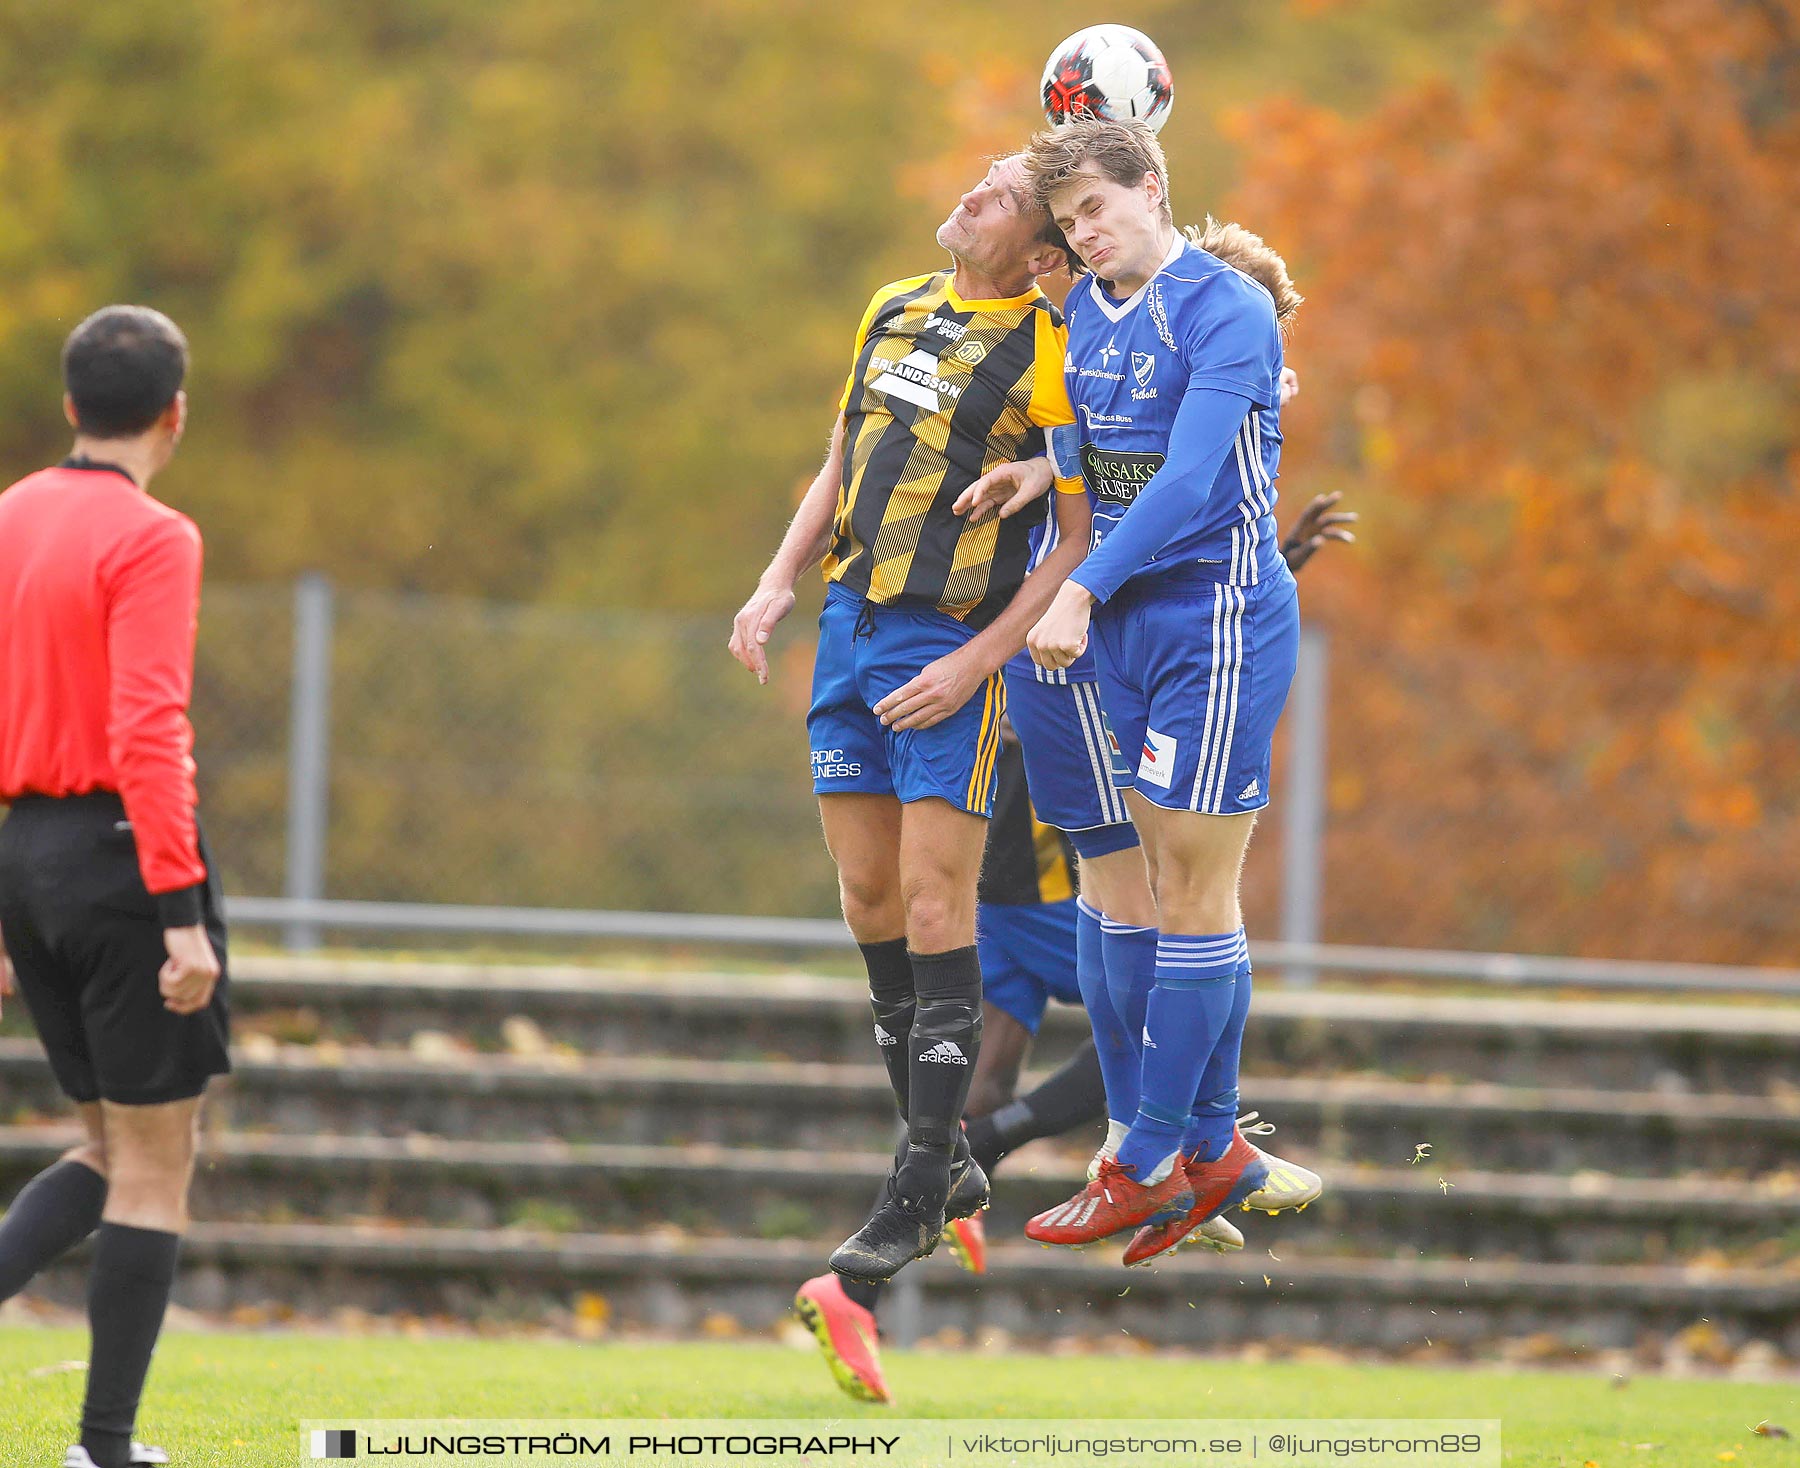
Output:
[1195,1213,1245,1252]
[1236,1112,1324,1213]
[63,1443,169,1467]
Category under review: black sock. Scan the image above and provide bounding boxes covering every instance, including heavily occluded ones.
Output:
[961,1113,1007,1176]
[976,1040,1107,1171]
[0,1159,107,1303]
[901,946,983,1210]
[82,1223,181,1468]
[859,938,915,1122]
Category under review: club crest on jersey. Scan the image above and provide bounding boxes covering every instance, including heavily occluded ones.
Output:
[952,338,988,366]
[1132,352,1155,387]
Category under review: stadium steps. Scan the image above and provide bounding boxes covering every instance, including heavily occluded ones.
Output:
[213,956,1800,1095]
[31,1220,1800,1355]
[0,1127,1794,1267]
[7,955,1800,1353]
[6,1039,1797,1174]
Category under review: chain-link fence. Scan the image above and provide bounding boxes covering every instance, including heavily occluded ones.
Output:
[192,579,1800,967]
[194,581,840,926]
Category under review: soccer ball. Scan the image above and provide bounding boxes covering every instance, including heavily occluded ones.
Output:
[1041,25,1174,134]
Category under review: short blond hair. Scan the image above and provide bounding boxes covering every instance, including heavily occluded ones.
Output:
[1021,117,1174,242]
[1186,216,1303,329]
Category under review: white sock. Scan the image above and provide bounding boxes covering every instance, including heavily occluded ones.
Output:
[1141,1150,1179,1185]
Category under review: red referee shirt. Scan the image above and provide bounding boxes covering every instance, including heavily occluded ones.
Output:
[0,459,208,924]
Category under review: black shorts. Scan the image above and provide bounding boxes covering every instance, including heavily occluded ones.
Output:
[0,791,231,1106]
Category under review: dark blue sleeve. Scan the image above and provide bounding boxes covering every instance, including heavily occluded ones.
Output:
[1068,386,1253,604]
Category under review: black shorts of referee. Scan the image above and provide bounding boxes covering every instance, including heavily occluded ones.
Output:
[0,791,230,1104]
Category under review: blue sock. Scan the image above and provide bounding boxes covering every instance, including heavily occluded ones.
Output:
[1075,900,1138,1125]
[1181,931,1251,1162]
[1100,917,1159,1098]
[1116,931,1242,1180]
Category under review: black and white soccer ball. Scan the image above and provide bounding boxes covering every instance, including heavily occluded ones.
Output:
[1041,25,1174,134]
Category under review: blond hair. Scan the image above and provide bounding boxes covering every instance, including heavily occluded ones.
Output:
[1021,117,1174,246]
[1186,216,1303,329]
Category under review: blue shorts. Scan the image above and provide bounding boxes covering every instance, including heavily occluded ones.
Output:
[1092,568,1301,815]
[978,898,1082,1034]
[1003,659,1140,858]
[808,582,1006,815]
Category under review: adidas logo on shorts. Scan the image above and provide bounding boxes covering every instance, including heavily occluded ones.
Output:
[1142,1025,1157,1050]
[874,1024,897,1046]
[1238,778,1261,802]
[919,1041,969,1065]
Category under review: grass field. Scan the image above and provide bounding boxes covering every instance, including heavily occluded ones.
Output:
[4,1327,1795,1467]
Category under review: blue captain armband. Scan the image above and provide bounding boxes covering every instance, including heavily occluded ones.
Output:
[1047,423,1081,485]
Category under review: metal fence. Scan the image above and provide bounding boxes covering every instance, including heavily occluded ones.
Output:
[193,578,1800,973]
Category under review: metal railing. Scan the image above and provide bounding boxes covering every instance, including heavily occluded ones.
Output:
[224,896,1800,998]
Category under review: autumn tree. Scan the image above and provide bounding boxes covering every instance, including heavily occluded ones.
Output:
[1228,0,1800,960]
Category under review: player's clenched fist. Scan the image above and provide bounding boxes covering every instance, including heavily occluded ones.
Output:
[1028,580,1094,671]
[159,923,221,1015]
[728,583,798,685]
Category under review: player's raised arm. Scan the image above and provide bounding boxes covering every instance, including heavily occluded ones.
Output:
[728,413,847,685]
[1065,383,1257,605]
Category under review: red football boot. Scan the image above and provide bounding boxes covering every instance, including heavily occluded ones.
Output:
[1024,1157,1194,1246]
[794,1273,892,1404]
[1121,1128,1270,1266]
[944,1213,987,1274]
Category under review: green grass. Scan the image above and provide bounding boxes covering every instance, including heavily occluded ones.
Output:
[4,1328,1795,1467]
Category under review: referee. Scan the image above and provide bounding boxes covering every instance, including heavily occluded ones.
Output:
[0,305,227,1468]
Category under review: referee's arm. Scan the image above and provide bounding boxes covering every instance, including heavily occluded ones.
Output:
[102,515,221,1008]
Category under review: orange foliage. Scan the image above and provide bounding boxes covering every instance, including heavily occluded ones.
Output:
[1226,0,1800,960]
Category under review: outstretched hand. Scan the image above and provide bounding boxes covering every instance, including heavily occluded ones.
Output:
[1281,491,1358,573]
[952,457,1054,524]
[728,584,798,685]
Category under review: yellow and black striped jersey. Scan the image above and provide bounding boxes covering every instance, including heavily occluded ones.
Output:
[824,271,1085,630]
[979,736,1077,908]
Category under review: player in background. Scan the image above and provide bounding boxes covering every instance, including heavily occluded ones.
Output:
[729,156,1091,1285]
[1017,118,1308,1261]
[957,214,1345,1236]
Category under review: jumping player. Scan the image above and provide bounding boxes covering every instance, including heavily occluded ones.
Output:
[1019,119,1306,1262]
[956,216,1341,1240]
[729,156,1090,1284]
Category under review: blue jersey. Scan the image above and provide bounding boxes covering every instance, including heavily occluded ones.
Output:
[1063,236,1285,597]
[1009,505,1099,683]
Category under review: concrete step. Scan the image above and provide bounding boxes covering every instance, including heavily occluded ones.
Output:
[24,1221,1800,1356]
[1,1129,1792,1269]
[8,1039,1796,1175]
[11,1038,1800,1176]
[212,956,1800,1095]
